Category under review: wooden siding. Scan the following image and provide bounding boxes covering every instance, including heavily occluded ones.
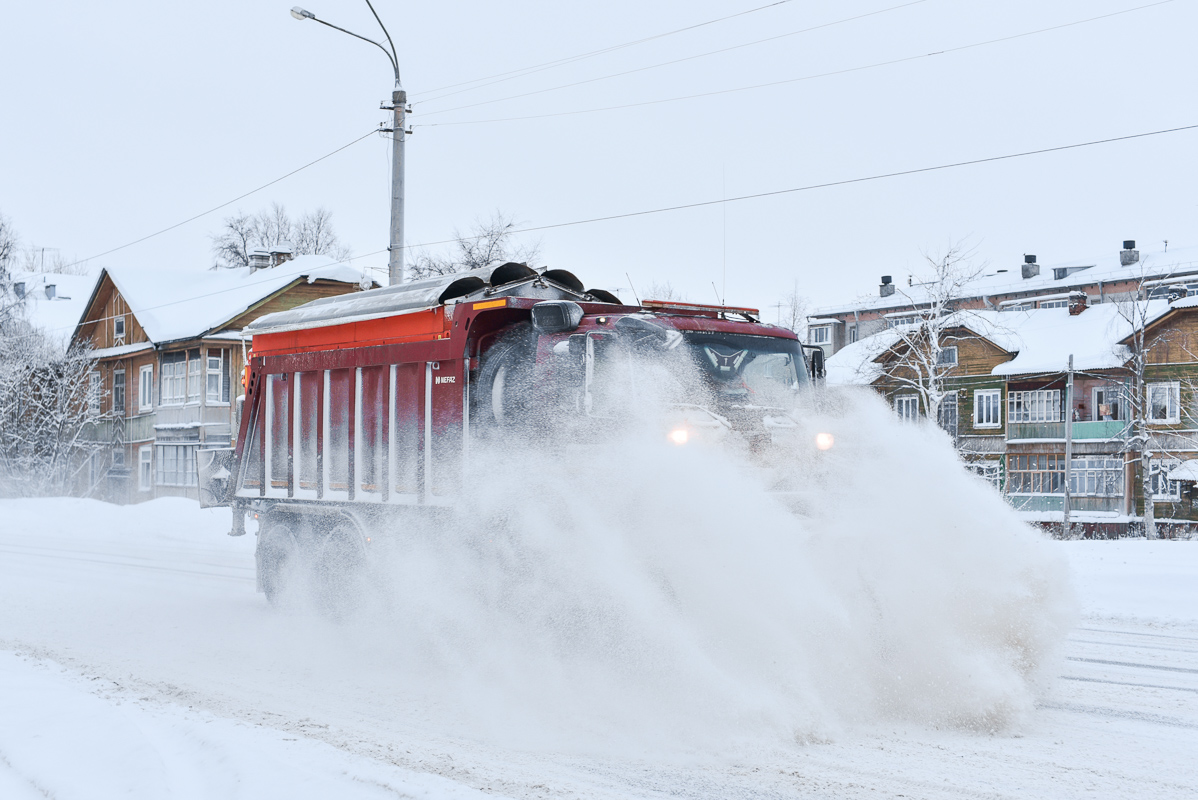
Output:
[224,279,364,332]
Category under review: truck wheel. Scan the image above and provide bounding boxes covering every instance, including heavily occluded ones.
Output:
[259,516,300,607]
[476,323,535,429]
[314,519,368,619]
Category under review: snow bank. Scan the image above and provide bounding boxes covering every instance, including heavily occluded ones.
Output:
[0,651,498,800]
[1060,539,1198,623]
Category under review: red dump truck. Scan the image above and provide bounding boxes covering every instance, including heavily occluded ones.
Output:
[197,262,823,604]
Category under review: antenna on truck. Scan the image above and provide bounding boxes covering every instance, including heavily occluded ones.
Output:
[625,273,641,305]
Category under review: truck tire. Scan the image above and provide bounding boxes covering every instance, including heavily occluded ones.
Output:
[258,515,301,607]
[475,323,536,430]
[313,518,368,619]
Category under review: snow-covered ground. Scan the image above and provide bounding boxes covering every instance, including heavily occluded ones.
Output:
[1,494,1195,797]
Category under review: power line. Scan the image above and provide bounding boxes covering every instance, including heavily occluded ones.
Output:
[411,0,796,103]
[63,129,380,270]
[414,0,1176,128]
[403,122,1198,248]
[29,120,1198,336]
[417,0,927,117]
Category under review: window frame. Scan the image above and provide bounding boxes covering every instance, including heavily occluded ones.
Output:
[1092,386,1122,422]
[138,445,153,492]
[87,371,101,416]
[895,394,920,422]
[1008,389,1062,424]
[139,364,154,412]
[155,443,198,487]
[114,315,126,340]
[809,326,831,345]
[974,389,1002,428]
[160,351,187,406]
[1147,381,1180,425]
[205,348,229,405]
[186,348,201,404]
[937,346,958,366]
[112,369,125,417]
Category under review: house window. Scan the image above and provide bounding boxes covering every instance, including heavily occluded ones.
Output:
[974,389,1001,428]
[88,371,101,416]
[938,394,958,438]
[1007,454,1065,494]
[206,349,229,404]
[1149,458,1182,501]
[966,460,1001,489]
[155,443,198,487]
[848,325,858,344]
[1070,457,1123,497]
[1147,382,1180,424]
[937,346,958,366]
[114,316,126,340]
[1092,387,1121,421]
[161,352,187,405]
[1037,299,1068,309]
[139,364,154,412]
[895,394,919,421]
[810,326,830,345]
[186,348,201,403]
[1008,390,1061,423]
[112,369,125,417]
[112,447,125,469]
[887,315,920,328]
[138,445,153,492]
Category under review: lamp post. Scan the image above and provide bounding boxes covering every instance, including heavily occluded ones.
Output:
[291,3,407,285]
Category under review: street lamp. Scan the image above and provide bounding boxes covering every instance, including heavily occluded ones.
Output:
[291,3,407,285]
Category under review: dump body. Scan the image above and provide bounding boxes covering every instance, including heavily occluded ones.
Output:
[196,265,815,595]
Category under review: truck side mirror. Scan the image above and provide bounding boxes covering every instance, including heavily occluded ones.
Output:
[808,347,825,380]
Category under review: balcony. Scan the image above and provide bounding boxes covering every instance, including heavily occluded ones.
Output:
[81,414,157,443]
[1007,495,1124,513]
[1007,420,1128,441]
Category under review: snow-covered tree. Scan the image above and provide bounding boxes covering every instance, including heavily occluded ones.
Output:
[210,204,351,268]
[408,211,541,279]
[872,244,989,426]
[0,323,108,498]
[0,211,19,327]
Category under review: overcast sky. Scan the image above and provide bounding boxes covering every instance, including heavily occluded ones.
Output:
[2,0,1195,321]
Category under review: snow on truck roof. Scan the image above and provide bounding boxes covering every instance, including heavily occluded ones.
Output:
[245,263,613,335]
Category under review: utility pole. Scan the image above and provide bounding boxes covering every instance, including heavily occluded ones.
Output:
[1063,353,1074,533]
[291,2,406,285]
[385,89,407,286]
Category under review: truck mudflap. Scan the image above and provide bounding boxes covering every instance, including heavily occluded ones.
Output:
[196,447,235,509]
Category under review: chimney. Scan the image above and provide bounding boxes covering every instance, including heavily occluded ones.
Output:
[1021,254,1039,280]
[879,275,895,297]
[1068,291,1088,316]
[1120,239,1139,267]
[248,248,271,270]
[44,283,56,300]
[270,242,294,267]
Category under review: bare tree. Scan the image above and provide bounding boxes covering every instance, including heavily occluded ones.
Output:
[776,280,809,338]
[18,246,90,276]
[1,212,21,327]
[0,323,108,497]
[408,211,541,280]
[210,203,351,268]
[644,281,685,302]
[872,243,989,425]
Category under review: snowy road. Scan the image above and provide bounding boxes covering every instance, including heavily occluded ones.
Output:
[1,497,1196,799]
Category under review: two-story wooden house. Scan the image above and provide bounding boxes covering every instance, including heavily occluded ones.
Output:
[71,254,372,503]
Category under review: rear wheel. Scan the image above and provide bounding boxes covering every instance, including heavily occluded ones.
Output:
[258,516,301,607]
[313,519,369,619]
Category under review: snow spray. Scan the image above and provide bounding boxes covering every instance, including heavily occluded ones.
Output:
[277,388,1075,753]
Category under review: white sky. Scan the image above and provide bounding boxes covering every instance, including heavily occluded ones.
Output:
[2,0,1195,322]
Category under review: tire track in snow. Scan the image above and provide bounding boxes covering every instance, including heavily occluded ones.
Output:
[1065,657,1198,675]
[0,544,253,583]
[1059,675,1198,694]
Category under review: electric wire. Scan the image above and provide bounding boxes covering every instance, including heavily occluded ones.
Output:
[414,0,1176,128]
[27,120,1198,338]
[411,0,796,102]
[416,0,927,116]
[61,129,380,271]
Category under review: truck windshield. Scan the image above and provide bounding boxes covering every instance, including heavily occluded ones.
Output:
[681,332,808,407]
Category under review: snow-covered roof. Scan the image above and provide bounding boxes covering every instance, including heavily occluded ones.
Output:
[97,255,367,344]
[825,301,1174,383]
[824,329,902,386]
[991,301,1170,376]
[7,270,98,352]
[1168,461,1198,482]
[91,342,154,359]
[813,243,1198,317]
